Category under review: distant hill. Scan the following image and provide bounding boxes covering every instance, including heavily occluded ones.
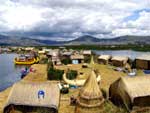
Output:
[65,35,150,45]
[0,34,150,46]
[0,34,62,46]
[65,35,101,45]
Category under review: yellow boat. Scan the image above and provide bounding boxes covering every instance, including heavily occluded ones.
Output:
[14,58,36,65]
[35,57,40,63]
[14,53,40,65]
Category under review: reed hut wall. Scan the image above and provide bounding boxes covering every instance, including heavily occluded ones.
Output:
[112,60,124,67]
[109,78,132,110]
[109,76,150,111]
[4,105,57,113]
[136,59,149,70]
[98,59,108,65]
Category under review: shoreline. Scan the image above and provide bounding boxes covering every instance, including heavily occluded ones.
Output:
[0,53,148,113]
[0,64,48,113]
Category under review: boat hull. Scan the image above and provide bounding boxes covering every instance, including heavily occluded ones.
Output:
[14,58,36,65]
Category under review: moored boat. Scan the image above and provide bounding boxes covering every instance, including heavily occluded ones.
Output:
[14,54,38,65]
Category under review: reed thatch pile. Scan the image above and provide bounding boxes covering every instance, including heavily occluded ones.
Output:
[75,70,104,113]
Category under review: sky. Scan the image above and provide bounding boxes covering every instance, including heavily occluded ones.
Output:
[0,0,150,41]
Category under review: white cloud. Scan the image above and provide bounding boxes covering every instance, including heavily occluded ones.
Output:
[0,0,150,40]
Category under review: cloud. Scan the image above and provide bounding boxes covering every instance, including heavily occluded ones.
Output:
[0,0,150,40]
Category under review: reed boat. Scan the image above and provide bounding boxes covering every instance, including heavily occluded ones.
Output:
[14,54,39,65]
[35,57,40,63]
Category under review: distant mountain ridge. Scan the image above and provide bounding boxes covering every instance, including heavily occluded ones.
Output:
[65,35,150,45]
[0,34,150,46]
[0,34,62,46]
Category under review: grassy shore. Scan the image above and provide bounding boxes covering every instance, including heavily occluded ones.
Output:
[0,62,146,113]
[0,64,48,113]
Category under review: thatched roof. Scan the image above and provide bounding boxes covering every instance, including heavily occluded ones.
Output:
[79,71,103,100]
[70,54,84,60]
[47,49,60,56]
[109,76,150,111]
[62,51,72,56]
[98,55,111,60]
[76,70,104,110]
[75,70,104,113]
[3,81,60,110]
[136,55,150,61]
[121,76,150,102]
[25,47,34,51]
[38,50,45,54]
[83,50,92,55]
[111,56,128,61]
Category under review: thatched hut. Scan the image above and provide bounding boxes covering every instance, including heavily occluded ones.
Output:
[47,49,61,65]
[3,81,60,113]
[70,54,84,64]
[111,56,128,67]
[82,50,92,56]
[135,55,150,70]
[25,47,34,51]
[75,70,104,113]
[38,50,46,54]
[98,55,111,65]
[109,76,150,112]
[61,51,72,59]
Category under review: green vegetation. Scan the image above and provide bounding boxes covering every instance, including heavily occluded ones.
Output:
[35,44,150,52]
[66,70,77,80]
[48,67,64,80]
[61,58,72,65]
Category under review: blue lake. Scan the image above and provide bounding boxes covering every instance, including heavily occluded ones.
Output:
[0,53,26,91]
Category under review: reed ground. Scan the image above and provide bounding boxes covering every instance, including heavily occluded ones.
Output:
[0,63,146,113]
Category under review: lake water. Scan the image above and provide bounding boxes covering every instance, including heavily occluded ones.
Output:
[95,50,150,60]
[1,50,150,91]
[0,53,27,91]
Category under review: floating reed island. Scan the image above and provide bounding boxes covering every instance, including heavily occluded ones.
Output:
[2,48,150,113]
